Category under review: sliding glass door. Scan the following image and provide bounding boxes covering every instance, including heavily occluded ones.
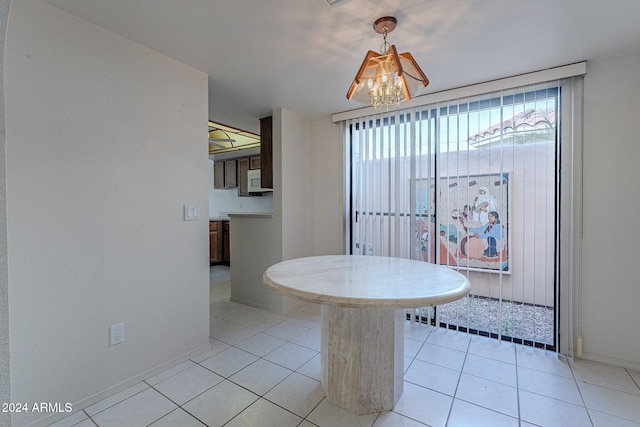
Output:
[347,83,560,349]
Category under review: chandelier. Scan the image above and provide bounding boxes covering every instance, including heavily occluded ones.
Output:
[346,16,429,109]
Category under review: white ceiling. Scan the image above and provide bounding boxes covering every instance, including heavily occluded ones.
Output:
[41,0,640,123]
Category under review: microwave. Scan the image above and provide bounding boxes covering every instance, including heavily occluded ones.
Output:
[247,169,273,193]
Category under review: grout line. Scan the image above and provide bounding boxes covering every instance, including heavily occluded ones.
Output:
[565,358,595,426]
[514,345,522,427]
[444,330,472,426]
[628,368,640,391]
[193,326,324,423]
[81,409,98,427]
[78,281,632,427]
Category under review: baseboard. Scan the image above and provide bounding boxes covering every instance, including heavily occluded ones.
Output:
[25,341,212,427]
[229,296,283,314]
[228,296,309,316]
[282,298,308,315]
[576,351,640,372]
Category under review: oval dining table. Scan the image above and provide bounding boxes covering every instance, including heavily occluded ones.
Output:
[263,254,470,415]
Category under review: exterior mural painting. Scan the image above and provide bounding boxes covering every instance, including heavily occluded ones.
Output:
[438,173,509,272]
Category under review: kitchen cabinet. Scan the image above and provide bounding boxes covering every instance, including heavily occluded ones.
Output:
[237,158,250,197]
[260,116,273,189]
[209,220,222,263]
[213,160,238,189]
[250,156,261,170]
[209,220,230,265]
[238,156,264,197]
[213,162,224,189]
[224,159,237,188]
[223,221,230,263]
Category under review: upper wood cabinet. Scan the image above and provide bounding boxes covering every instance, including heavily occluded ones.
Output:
[237,157,250,197]
[213,160,238,188]
[224,159,237,188]
[213,161,225,189]
[212,116,270,191]
[250,156,261,170]
[260,116,273,189]
[238,156,265,197]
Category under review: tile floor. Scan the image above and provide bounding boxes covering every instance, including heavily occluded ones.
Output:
[51,266,640,427]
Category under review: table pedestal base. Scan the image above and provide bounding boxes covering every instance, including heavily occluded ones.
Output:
[320,306,404,415]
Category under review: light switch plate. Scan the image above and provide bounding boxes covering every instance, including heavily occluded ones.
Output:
[184,204,199,221]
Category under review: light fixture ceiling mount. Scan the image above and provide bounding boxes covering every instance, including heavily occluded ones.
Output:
[372,16,397,35]
[347,16,429,109]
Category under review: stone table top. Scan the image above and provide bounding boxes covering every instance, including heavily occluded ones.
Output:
[263,255,470,309]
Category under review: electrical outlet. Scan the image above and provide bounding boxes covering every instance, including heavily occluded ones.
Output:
[110,322,124,346]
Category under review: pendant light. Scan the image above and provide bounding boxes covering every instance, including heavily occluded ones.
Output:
[346,16,429,109]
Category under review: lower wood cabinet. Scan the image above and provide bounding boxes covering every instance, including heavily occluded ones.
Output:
[209,220,230,265]
[223,221,230,263]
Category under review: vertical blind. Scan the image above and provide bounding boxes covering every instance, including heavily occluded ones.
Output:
[346,81,568,350]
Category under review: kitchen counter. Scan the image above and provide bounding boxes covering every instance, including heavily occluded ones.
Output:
[228,212,297,314]
[228,212,273,219]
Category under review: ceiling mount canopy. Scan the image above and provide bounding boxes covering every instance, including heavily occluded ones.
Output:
[346,16,429,110]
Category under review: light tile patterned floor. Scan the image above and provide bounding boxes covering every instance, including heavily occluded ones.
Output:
[51,269,640,427]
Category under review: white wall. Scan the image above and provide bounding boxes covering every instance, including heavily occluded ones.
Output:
[208,89,262,137]
[229,111,287,313]
[280,109,313,260]
[229,214,285,312]
[0,1,12,426]
[310,118,344,256]
[230,108,312,314]
[579,56,640,368]
[5,1,210,425]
